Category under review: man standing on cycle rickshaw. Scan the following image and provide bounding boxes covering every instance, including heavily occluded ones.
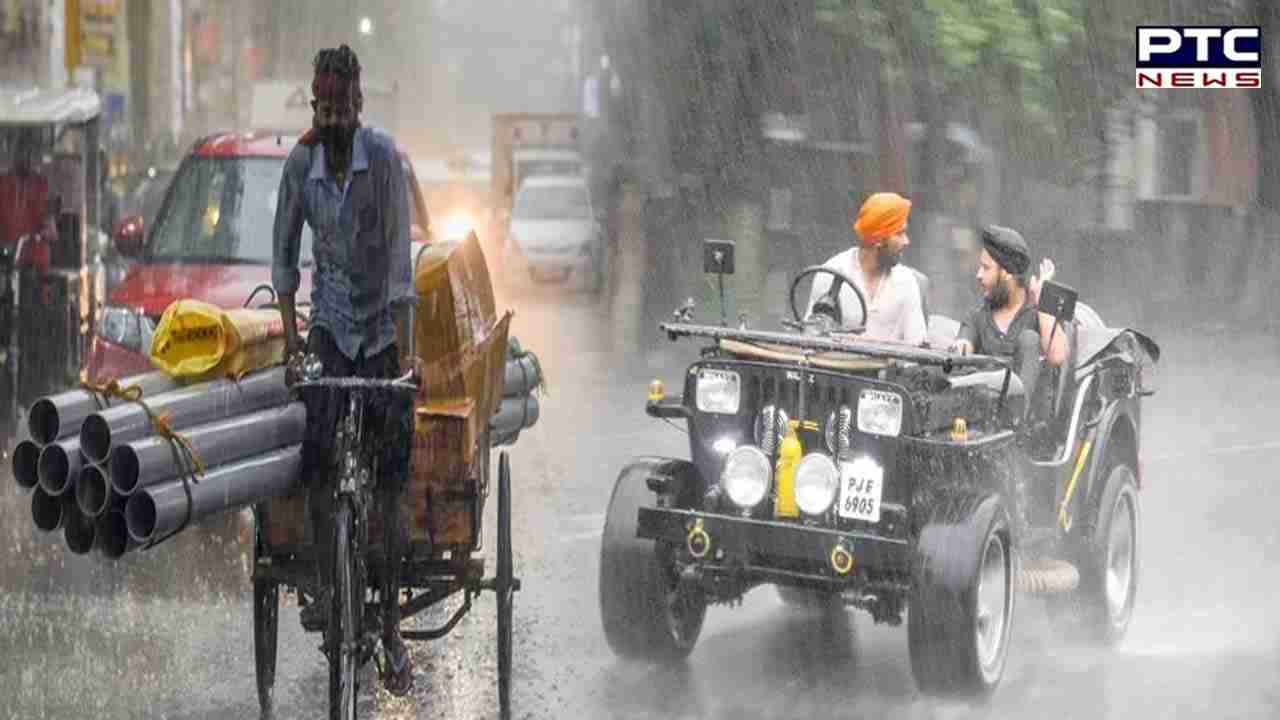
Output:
[272,44,416,697]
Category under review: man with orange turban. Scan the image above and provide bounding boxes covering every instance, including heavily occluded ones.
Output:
[805,192,926,344]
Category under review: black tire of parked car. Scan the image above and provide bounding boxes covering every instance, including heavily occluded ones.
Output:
[908,494,1014,697]
[1047,461,1140,647]
[599,461,707,662]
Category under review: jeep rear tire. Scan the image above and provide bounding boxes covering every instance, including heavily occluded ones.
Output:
[1049,462,1139,647]
[908,495,1014,697]
[600,462,706,662]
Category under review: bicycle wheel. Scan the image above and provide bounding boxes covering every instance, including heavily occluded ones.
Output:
[496,451,514,720]
[329,497,360,720]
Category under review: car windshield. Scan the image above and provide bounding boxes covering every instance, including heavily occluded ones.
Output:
[516,159,580,187]
[148,157,313,264]
[513,184,589,221]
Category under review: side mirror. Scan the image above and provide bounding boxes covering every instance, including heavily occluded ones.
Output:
[703,239,736,326]
[113,215,145,258]
[703,239,735,275]
[1037,280,1077,325]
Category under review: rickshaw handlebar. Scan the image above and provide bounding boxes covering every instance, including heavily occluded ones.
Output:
[292,372,418,395]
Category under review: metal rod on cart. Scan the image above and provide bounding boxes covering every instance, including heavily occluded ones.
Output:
[79,367,289,464]
[401,591,473,641]
[109,403,306,496]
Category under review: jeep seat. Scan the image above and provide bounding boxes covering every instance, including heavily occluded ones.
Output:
[909,267,931,326]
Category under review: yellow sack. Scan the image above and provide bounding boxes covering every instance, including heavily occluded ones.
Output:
[149,299,290,380]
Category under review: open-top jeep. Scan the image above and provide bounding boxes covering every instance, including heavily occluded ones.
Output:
[598,247,1159,696]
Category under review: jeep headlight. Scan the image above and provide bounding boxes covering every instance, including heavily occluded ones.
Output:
[97,305,155,354]
[722,445,770,509]
[696,368,740,414]
[794,452,839,516]
[857,389,903,437]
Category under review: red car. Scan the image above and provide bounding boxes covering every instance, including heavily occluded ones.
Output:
[86,131,432,381]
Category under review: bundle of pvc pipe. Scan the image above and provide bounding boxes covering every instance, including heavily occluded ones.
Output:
[28,370,180,445]
[491,394,540,444]
[125,444,303,546]
[108,403,306,496]
[79,367,289,464]
[502,354,542,398]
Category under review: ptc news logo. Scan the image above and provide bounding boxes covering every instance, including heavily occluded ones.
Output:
[1136,26,1262,89]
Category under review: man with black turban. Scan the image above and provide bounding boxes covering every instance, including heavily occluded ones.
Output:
[272,44,416,697]
[950,225,1068,407]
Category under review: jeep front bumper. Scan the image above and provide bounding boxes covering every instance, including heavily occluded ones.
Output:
[636,507,912,583]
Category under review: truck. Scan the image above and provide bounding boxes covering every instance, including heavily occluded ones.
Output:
[489,113,583,254]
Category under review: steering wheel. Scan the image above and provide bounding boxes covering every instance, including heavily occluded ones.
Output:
[788,265,869,332]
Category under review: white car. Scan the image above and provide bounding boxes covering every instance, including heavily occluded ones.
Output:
[503,175,607,293]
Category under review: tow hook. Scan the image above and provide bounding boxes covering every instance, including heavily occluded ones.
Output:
[830,543,854,575]
[687,518,711,559]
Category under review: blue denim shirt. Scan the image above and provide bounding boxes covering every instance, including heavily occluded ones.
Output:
[272,127,415,361]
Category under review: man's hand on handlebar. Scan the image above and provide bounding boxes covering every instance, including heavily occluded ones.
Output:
[950,339,974,356]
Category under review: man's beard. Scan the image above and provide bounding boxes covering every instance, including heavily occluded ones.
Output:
[876,247,902,272]
[984,276,1012,310]
[319,125,355,157]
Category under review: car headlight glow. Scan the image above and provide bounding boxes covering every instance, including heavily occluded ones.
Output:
[696,368,740,414]
[97,305,154,354]
[442,212,475,241]
[794,452,839,516]
[857,389,903,437]
[722,445,771,509]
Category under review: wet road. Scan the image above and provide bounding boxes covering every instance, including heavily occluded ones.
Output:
[2,275,1279,718]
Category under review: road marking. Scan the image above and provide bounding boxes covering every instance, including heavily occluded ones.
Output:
[1149,439,1280,463]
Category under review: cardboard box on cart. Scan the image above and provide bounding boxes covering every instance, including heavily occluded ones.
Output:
[263,233,509,559]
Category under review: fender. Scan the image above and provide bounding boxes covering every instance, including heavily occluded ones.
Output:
[614,456,704,509]
[1083,398,1139,514]
[915,493,1011,594]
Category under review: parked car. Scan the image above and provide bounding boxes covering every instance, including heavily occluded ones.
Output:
[599,259,1159,696]
[86,131,432,380]
[501,175,607,294]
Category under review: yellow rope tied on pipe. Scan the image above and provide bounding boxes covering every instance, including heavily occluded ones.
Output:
[80,377,145,409]
[80,376,207,478]
[149,412,207,478]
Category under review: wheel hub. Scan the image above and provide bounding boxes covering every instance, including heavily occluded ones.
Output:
[975,532,1009,672]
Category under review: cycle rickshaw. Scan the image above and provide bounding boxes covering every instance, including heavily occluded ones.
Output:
[250,234,525,719]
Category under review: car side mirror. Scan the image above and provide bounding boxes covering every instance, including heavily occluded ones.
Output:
[113,215,145,258]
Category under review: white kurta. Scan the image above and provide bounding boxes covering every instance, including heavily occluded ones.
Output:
[804,248,927,345]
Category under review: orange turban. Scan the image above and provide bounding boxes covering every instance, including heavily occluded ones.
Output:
[853,192,912,245]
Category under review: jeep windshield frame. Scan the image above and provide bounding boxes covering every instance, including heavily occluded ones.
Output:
[661,322,1011,372]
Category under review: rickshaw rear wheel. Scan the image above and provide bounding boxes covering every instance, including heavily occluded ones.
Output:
[253,568,279,718]
[496,451,514,720]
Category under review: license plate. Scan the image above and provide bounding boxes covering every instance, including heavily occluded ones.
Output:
[838,458,883,522]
